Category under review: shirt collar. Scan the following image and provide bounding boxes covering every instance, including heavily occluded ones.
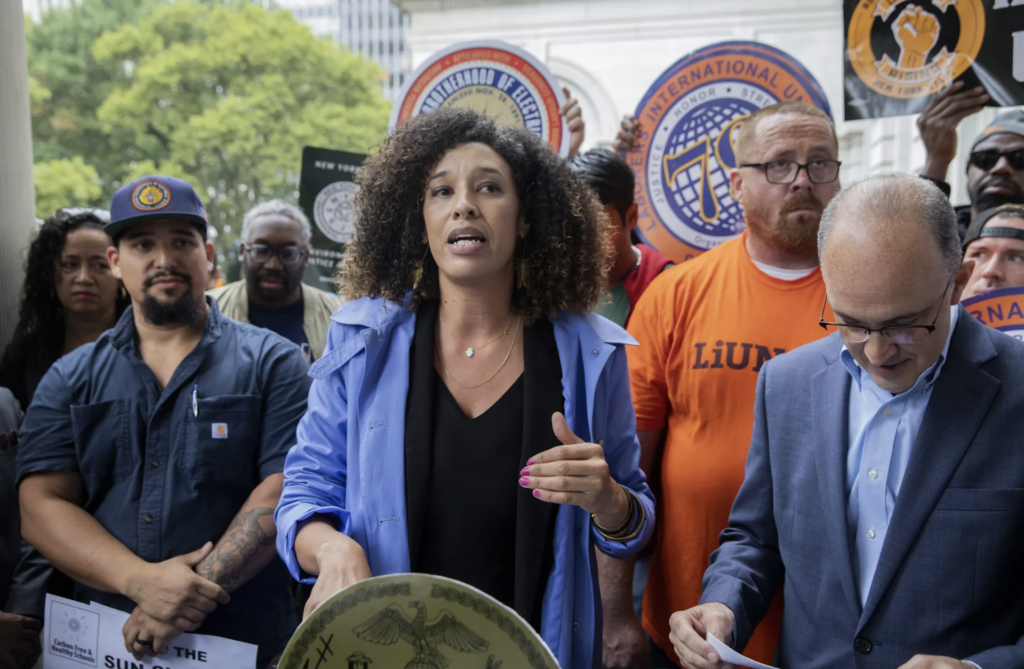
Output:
[110,296,224,351]
[840,305,959,393]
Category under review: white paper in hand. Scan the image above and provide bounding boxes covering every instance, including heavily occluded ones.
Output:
[43,594,257,669]
[707,633,780,669]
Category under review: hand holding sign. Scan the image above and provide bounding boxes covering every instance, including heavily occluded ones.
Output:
[560,87,585,157]
[614,115,641,154]
[123,606,181,660]
[125,542,230,632]
[299,528,373,621]
[519,412,630,528]
[918,81,990,180]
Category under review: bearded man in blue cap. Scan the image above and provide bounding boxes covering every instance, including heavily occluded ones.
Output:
[16,176,311,668]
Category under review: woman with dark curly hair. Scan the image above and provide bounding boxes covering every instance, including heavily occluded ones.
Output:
[0,209,128,409]
[276,108,654,667]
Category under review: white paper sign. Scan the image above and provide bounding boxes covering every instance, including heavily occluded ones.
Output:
[707,634,780,669]
[43,594,257,669]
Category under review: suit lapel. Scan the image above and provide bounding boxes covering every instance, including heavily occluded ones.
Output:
[811,355,861,614]
[859,312,1000,625]
[404,302,437,571]
[515,319,561,630]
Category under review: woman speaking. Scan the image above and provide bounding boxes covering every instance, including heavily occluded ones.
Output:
[275,108,654,669]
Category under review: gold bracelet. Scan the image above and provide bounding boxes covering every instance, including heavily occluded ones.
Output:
[593,502,633,535]
[612,490,646,543]
[592,489,646,542]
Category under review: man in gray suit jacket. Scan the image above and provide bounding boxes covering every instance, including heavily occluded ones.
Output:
[669,174,1024,669]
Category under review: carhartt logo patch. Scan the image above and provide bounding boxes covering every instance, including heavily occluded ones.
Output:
[212,423,228,439]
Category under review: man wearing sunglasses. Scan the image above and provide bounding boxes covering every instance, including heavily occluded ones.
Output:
[964,112,1024,217]
[918,100,1024,238]
[670,173,1024,669]
[209,201,341,361]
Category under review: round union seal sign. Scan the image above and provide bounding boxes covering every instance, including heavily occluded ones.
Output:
[313,180,359,244]
[277,573,558,669]
[631,41,832,263]
[961,286,1024,342]
[391,40,569,156]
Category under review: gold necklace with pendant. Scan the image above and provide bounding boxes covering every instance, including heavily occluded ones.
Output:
[438,314,514,358]
[436,317,522,389]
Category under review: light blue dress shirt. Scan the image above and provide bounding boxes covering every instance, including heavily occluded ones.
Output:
[841,306,959,606]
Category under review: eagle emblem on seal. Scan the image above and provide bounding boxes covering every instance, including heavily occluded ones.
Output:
[353,601,489,669]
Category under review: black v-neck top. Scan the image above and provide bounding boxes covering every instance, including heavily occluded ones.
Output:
[404,301,562,631]
[417,370,525,608]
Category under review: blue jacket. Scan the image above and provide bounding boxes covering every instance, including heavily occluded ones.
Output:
[275,295,655,669]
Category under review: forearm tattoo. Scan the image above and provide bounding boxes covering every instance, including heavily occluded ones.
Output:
[195,506,277,592]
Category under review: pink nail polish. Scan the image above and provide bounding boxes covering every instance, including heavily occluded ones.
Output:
[519,477,529,486]
[527,459,535,466]
[521,468,530,476]
[533,490,541,498]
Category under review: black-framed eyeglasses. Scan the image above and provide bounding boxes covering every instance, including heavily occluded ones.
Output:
[818,284,950,345]
[244,244,305,266]
[739,159,841,184]
[969,148,1024,172]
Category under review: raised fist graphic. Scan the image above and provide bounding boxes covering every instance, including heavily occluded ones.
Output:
[893,5,941,70]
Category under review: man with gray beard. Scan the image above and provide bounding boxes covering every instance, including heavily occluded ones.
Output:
[16,176,310,668]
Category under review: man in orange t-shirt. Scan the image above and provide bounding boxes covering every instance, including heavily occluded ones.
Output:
[617,101,841,667]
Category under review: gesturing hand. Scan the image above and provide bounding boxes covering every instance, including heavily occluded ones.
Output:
[126,542,230,630]
[123,606,182,660]
[520,412,630,528]
[668,603,736,669]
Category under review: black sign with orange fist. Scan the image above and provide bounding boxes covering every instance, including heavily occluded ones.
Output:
[844,0,1024,119]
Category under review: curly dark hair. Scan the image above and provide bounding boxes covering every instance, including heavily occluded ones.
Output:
[0,210,130,409]
[337,108,612,323]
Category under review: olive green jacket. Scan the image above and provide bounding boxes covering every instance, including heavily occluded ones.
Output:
[208,280,342,361]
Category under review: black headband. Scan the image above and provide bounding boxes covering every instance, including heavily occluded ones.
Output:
[963,205,1024,250]
[973,227,1024,244]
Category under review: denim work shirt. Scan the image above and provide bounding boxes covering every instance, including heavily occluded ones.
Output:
[275,295,656,669]
[16,299,311,658]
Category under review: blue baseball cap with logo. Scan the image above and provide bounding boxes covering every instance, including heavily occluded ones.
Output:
[106,175,208,239]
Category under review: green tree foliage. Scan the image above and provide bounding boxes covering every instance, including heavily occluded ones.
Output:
[27,0,160,193]
[28,0,390,249]
[33,158,104,220]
